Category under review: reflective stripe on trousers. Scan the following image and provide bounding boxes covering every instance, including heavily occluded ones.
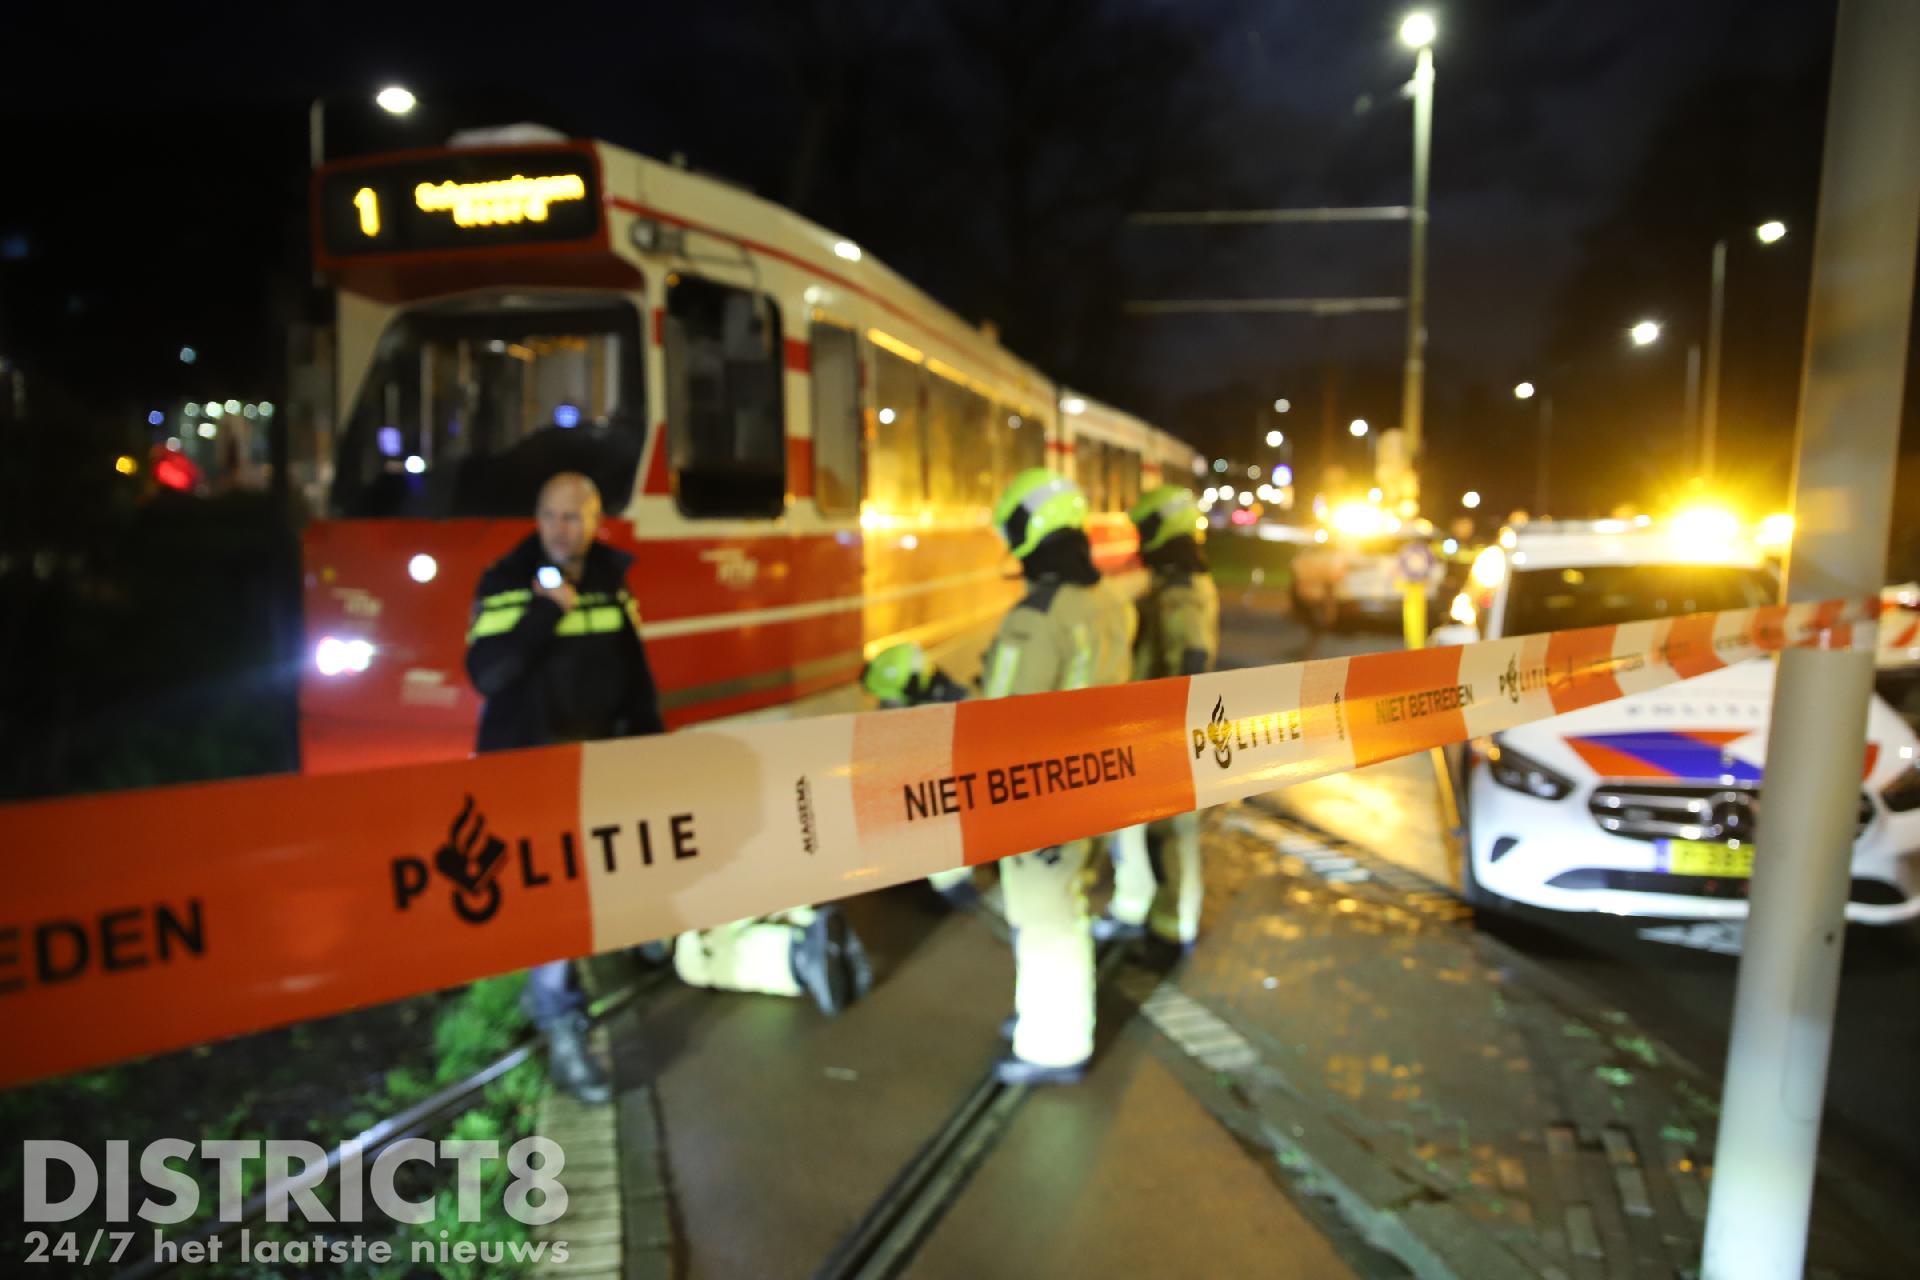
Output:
[671,910,813,997]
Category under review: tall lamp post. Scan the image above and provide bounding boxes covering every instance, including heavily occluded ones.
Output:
[1626,317,1706,476]
[309,84,418,172]
[1700,219,1788,479]
[1399,12,1436,499]
[1513,381,1553,514]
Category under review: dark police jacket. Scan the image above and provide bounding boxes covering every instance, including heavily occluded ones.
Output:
[465,534,665,754]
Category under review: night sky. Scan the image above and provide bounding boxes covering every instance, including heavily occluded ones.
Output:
[0,0,1871,520]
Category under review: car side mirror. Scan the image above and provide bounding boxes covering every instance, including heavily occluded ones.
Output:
[1428,624,1478,647]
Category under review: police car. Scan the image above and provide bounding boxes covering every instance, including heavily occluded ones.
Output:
[1436,516,1920,924]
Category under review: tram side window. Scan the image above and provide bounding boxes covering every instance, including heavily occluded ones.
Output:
[1111,447,1141,511]
[868,348,926,510]
[810,324,861,516]
[985,403,1015,495]
[927,375,995,508]
[1075,440,1109,512]
[663,276,785,518]
[1005,407,1046,475]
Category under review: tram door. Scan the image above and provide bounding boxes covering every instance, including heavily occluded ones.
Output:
[807,323,867,676]
[809,324,862,515]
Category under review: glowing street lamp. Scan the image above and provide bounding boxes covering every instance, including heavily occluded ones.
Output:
[1399,11,1438,49]
[1349,418,1370,438]
[1462,490,1481,509]
[1629,319,1662,347]
[1515,380,1554,514]
[312,84,419,173]
[1265,429,1284,447]
[375,86,418,115]
[1701,220,1789,478]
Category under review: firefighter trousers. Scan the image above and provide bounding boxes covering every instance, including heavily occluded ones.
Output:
[1107,813,1203,944]
[1000,838,1096,1067]
[671,909,814,997]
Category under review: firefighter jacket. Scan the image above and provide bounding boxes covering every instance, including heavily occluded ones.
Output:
[982,576,1136,699]
[1133,563,1221,680]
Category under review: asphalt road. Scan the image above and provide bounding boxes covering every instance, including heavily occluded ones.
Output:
[1216,594,1920,1192]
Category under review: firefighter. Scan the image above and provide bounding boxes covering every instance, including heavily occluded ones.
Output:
[466,472,869,1105]
[981,468,1135,1085]
[1098,485,1220,950]
[860,641,969,709]
[861,641,978,906]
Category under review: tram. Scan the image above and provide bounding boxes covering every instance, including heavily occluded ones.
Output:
[301,132,1199,774]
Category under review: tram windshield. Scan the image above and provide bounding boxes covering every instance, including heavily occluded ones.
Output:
[331,296,646,518]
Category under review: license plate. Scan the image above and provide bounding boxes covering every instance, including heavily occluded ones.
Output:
[1660,840,1754,878]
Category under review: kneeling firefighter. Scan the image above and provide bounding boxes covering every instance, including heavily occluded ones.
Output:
[1097,485,1220,949]
[862,643,979,906]
[982,469,1135,1085]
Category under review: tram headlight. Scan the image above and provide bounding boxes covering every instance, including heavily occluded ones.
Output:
[315,635,374,677]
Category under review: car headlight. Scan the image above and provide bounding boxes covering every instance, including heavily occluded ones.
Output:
[1882,764,1920,813]
[1487,741,1575,801]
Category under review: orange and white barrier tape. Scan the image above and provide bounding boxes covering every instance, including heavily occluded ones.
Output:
[0,597,1879,1088]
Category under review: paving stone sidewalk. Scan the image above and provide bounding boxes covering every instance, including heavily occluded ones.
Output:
[1150,805,1920,1280]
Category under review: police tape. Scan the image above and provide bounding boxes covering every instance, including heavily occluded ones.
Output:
[0,596,1884,1088]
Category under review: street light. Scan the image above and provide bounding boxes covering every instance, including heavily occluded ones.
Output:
[1266,429,1285,447]
[1398,10,1437,502]
[1701,219,1788,479]
[1273,398,1291,413]
[311,84,419,170]
[1349,418,1370,438]
[375,86,418,115]
[1462,490,1481,509]
[1629,319,1662,346]
[1515,381,1555,513]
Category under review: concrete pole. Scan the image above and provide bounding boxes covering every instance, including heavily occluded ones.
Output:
[1400,46,1433,494]
[1682,342,1702,476]
[1701,238,1728,480]
[1534,395,1552,516]
[1701,4,1920,1276]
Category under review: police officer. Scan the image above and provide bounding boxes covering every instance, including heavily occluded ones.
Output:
[1098,485,1220,949]
[466,472,867,1105]
[982,468,1134,1085]
[862,641,977,906]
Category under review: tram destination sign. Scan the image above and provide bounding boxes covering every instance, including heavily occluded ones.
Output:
[317,147,602,260]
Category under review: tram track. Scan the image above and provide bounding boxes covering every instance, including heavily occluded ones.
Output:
[813,936,1128,1280]
[116,977,660,1280]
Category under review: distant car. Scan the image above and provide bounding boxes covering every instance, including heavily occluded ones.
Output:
[1447,520,1920,925]
[1290,520,1445,630]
